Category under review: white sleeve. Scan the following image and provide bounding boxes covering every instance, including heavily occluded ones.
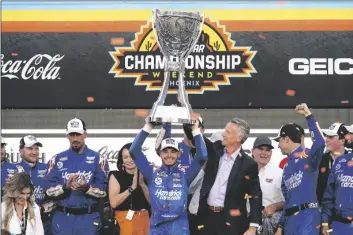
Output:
[276,169,285,201]
[34,204,45,235]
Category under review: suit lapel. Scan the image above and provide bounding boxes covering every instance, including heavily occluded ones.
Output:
[225,150,244,196]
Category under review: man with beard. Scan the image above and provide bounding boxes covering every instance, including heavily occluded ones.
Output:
[1,138,23,194]
[274,103,325,235]
[316,123,349,205]
[344,124,353,150]
[129,117,207,235]
[17,135,56,235]
[46,118,108,235]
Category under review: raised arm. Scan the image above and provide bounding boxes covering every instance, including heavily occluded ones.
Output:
[129,120,154,181]
[186,119,208,186]
[296,103,325,169]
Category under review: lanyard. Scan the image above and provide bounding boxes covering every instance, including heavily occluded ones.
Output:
[18,208,28,235]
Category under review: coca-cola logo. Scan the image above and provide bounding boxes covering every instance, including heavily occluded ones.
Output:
[1,54,64,80]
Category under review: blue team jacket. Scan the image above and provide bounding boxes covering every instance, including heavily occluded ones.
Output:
[1,160,23,189]
[17,160,48,205]
[129,128,207,228]
[279,115,325,226]
[46,146,108,208]
[321,153,353,223]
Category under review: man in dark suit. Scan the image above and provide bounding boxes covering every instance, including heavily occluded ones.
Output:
[197,117,262,235]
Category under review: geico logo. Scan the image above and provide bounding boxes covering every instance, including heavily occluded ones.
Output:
[288,58,353,75]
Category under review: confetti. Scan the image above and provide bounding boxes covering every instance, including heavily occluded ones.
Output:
[327,229,333,233]
[225,222,231,226]
[230,209,241,216]
[341,100,349,104]
[347,216,353,220]
[286,89,296,97]
[258,34,266,40]
[316,225,321,229]
[86,97,94,103]
[197,225,204,230]
[348,161,353,167]
[294,212,299,215]
[244,194,252,199]
[135,109,149,117]
[11,53,18,56]
[321,167,327,173]
[304,164,309,169]
[110,37,125,46]
[244,175,250,180]
[248,102,252,106]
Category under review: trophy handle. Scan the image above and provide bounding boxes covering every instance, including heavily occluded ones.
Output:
[177,63,193,121]
[149,67,171,121]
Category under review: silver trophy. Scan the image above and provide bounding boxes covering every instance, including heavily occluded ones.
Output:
[148,9,204,124]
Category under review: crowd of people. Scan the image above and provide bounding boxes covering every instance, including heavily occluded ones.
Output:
[1,103,353,235]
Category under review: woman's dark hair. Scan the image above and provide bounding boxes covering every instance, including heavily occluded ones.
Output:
[117,142,132,171]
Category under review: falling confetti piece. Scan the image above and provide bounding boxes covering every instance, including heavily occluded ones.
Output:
[244,193,252,199]
[341,100,349,104]
[316,225,321,229]
[135,109,149,117]
[197,225,204,230]
[248,102,252,106]
[244,175,250,180]
[294,212,299,215]
[348,161,353,167]
[110,37,125,46]
[304,164,309,169]
[347,216,353,220]
[11,53,18,56]
[230,209,241,216]
[225,222,231,226]
[87,97,95,102]
[258,34,266,40]
[286,89,296,97]
[327,229,333,233]
[321,167,327,173]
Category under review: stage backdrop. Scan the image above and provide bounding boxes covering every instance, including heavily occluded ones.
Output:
[2,1,353,109]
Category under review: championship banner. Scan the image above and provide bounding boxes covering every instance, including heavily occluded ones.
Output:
[2,1,353,109]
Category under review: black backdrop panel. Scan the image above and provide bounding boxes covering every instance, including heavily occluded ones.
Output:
[1,31,353,108]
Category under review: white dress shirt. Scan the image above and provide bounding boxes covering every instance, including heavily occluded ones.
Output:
[1,202,44,235]
[259,162,285,207]
[207,148,240,207]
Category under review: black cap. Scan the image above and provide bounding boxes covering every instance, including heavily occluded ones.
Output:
[273,124,303,143]
[253,136,274,149]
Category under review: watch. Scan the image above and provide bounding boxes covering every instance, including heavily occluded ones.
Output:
[128,186,134,194]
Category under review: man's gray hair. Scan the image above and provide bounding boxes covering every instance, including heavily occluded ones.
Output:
[230,117,250,144]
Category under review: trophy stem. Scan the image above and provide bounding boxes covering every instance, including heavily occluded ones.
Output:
[149,70,171,120]
[177,71,193,120]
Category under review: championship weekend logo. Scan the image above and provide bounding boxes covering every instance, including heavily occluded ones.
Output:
[109,17,257,94]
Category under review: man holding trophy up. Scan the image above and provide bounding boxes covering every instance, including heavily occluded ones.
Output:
[129,10,208,235]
